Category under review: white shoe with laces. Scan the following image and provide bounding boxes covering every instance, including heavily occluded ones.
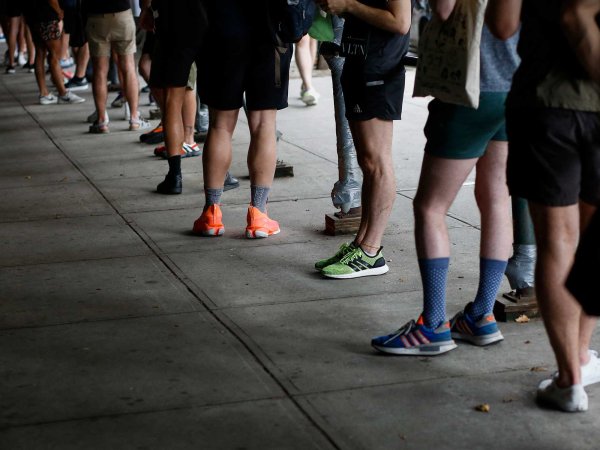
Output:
[537,379,588,412]
[39,94,57,105]
[58,90,85,104]
[542,349,600,388]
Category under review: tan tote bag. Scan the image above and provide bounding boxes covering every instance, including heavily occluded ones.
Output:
[413,0,488,109]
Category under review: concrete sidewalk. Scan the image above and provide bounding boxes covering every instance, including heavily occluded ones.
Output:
[1,64,599,450]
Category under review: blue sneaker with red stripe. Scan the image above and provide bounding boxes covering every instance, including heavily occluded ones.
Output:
[371,316,457,356]
[450,303,504,346]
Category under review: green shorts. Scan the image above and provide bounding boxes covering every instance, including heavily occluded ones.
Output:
[424,92,508,159]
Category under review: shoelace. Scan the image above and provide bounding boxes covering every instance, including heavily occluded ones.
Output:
[339,247,362,264]
[393,320,417,337]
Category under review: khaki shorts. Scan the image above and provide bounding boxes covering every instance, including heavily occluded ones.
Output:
[86,10,136,57]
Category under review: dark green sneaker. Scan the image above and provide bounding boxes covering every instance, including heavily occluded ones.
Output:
[321,246,389,279]
[314,242,355,271]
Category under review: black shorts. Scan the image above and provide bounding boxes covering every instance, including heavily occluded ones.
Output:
[1,0,21,18]
[149,39,200,89]
[141,30,155,56]
[63,5,86,48]
[341,60,405,121]
[506,107,600,206]
[198,38,291,111]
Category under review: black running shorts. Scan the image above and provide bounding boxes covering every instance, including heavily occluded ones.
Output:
[341,60,405,121]
[150,40,200,89]
[198,38,291,111]
[506,107,600,207]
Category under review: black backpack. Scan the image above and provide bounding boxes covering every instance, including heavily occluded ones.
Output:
[272,0,317,44]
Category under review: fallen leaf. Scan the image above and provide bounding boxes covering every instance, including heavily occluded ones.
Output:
[515,314,530,323]
[25,176,32,180]
[502,398,514,403]
[475,403,490,413]
[524,340,531,344]
[530,366,548,372]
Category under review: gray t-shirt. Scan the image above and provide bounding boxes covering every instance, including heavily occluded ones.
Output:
[480,24,520,93]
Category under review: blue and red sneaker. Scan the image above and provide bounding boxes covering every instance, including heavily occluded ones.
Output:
[450,303,504,346]
[371,316,457,356]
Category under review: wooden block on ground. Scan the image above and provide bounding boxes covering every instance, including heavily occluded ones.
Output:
[325,209,362,236]
[275,160,294,178]
[494,295,540,322]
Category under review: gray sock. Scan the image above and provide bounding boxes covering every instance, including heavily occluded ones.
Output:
[251,185,270,213]
[204,187,223,210]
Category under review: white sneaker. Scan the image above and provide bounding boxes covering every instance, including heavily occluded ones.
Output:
[581,350,600,386]
[301,87,320,106]
[18,53,27,66]
[39,94,57,105]
[543,350,600,388]
[537,379,588,412]
[58,90,85,104]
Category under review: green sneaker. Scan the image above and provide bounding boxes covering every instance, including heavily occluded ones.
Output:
[321,246,389,279]
[314,242,356,271]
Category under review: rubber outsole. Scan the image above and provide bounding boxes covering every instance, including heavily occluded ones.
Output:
[372,341,457,356]
[322,265,389,279]
[246,228,280,239]
[451,331,504,346]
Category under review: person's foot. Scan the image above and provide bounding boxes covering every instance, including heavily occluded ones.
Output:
[58,90,85,104]
[246,206,280,239]
[17,52,26,66]
[154,142,202,159]
[223,172,239,191]
[449,304,504,346]
[315,242,356,271]
[5,64,15,74]
[156,173,182,195]
[321,246,388,279]
[89,113,110,134]
[193,204,225,237]
[371,316,457,356]
[129,116,151,131]
[39,94,57,105]
[65,77,89,91]
[301,87,320,106]
[537,380,588,412]
[22,62,35,73]
[140,123,164,144]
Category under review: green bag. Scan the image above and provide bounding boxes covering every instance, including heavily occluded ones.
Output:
[308,11,334,42]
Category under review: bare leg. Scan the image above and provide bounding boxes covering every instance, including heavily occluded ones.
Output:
[45,37,67,97]
[163,86,186,158]
[247,109,278,186]
[414,154,477,258]
[203,109,238,189]
[295,34,315,93]
[73,43,89,79]
[33,44,49,96]
[529,203,590,387]
[182,88,197,144]
[92,56,109,121]
[117,53,140,120]
[6,16,19,68]
[24,25,35,65]
[350,118,396,252]
[474,141,512,260]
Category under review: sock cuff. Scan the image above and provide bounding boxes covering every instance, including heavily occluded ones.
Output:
[418,257,450,270]
[480,258,508,272]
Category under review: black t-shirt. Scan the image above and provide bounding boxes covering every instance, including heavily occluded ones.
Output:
[84,0,130,14]
[341,0,413,75]
[23,0,59,23]
[153,0,208,46]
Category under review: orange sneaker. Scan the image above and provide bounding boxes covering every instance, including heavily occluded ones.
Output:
[246,206,280,239]
[193,204,224,237]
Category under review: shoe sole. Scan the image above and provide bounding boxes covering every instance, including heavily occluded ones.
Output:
[372,341,457,356]
[66,85,88,91]
[156,188,182,195]
[322,265,389,279]
[194,227,224,237]
[246,228,280,239]
[451,331,504,346]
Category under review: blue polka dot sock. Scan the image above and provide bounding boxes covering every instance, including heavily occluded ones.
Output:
[419,258,450,329]
[468,258,508,320]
